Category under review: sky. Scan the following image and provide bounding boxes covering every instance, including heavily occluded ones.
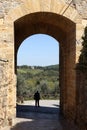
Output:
[17,34,59,66]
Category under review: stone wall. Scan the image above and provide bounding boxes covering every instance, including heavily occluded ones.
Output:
[0,0,87,130]
[0,1,17,128]
[0,60,8,129]
[0,43,16,129]
[76,70,87,130]
[0,0,87,19]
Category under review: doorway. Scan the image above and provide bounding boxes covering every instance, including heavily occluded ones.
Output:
[14,12,76,119]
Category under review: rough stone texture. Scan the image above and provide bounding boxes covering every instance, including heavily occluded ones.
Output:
[76,71,87,129]
[0,0,23,18]
[65,0,87,18]
[0,43,16,130]
[0,0,87,130]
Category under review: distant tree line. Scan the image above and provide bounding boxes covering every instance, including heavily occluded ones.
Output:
[17,64,60,102]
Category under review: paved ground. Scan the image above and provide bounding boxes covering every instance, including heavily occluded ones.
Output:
[23,100,60,108]
[3,100,79,130]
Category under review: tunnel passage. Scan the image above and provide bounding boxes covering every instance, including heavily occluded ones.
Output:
[14,12,76,120]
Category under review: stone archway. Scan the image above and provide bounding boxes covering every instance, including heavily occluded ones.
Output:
[14,12,76,120]
[0,0,86,129]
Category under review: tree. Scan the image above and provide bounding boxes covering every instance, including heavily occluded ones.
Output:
[17,73,25,102]
[77,26,87,72]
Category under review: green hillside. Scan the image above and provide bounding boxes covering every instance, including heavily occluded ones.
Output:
[17,64,59,102]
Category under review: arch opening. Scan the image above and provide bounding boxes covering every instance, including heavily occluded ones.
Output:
[14,12,76,119]
[17,34,60,105]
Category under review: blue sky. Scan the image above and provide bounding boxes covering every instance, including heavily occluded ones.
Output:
[17,34,59,66]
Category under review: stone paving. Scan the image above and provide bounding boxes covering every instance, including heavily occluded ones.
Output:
[3,100,79,130]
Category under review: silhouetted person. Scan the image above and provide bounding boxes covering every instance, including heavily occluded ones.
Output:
[34,91,40,107]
